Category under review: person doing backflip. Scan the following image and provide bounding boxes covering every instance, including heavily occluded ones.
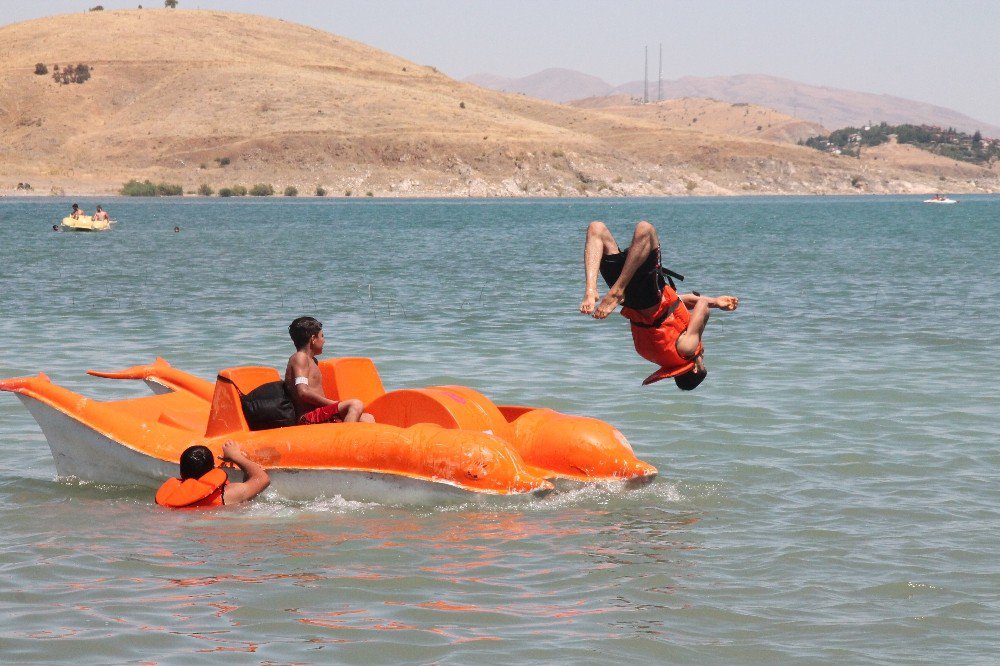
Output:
[580,220,739,389]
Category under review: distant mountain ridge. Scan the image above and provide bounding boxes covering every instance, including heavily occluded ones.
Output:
[468,68,613,104]
[465,70,1000,138]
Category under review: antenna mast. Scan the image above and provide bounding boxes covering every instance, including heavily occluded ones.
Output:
[658,43,663,102]
[644,45,649,103]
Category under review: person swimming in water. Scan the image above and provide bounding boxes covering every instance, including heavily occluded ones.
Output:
[155,441,270,508]
[580,220,739,389]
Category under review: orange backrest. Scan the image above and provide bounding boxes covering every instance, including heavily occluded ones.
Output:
[366,389,461,429]
[317,357,386,406]
[205,366,281,437]
[366,385,513,442]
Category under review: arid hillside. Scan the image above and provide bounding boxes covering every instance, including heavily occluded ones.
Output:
[569,96,826,144]
[1,10,997,196]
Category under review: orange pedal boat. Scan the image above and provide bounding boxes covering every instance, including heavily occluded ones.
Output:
[0,357,656,501]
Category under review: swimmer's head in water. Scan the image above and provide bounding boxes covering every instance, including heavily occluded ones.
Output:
[674,367,707,391]
[179,445,215,480]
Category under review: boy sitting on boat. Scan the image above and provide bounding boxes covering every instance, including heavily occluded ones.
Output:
[155,441,270,508]
[285,316,375,424]
[580,220,739,389]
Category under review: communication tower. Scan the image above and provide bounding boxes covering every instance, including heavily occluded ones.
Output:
[643,45,649,103]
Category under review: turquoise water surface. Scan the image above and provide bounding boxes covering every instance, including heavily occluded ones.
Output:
[0,196,997,663]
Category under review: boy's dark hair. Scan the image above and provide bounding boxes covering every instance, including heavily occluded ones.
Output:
[179,445,215,480]
[674,368,707,391]
[289,316,322,350]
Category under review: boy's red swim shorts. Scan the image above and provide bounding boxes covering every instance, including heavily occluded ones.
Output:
[298,402,342,425]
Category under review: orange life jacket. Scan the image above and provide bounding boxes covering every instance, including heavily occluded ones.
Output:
[621,285,704,385]
[155,468,228,509]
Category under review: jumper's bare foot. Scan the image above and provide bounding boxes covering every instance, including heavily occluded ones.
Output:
[717,295,739,311]
[593,290,623,319]
[579,289,599,314]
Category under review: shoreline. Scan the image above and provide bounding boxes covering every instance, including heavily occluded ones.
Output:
[5,191,995,201]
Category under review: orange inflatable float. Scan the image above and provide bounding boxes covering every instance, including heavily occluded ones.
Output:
[0,357,656,501]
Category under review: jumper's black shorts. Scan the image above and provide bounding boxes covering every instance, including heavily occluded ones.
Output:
[599,245,663,310]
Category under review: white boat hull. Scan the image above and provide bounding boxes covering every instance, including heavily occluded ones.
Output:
[16,394,544,504]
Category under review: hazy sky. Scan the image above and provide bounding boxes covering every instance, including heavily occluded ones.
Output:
[6,0,999,126]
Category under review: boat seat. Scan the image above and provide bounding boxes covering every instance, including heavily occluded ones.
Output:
[205,366,282,437]
[317,357,386,406]
[366,385,513,442]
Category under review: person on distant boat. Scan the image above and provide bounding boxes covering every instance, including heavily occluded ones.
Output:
[93,205,110,222]
[155,441,270,508]
[284,316,375,424]
[70,203,85,219]
[580,220,739,388]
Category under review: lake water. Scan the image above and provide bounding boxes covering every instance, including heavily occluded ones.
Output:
[0,196,997,664]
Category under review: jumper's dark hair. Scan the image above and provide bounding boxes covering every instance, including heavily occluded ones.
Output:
[179,445,215,480]
[289,316,323,350]
[674,368,707,391]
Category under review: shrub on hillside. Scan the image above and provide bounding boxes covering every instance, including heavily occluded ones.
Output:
[284,186,298,197]
[51,63,91,85]
[120,179,157,196]
[34,63,48,75]
[215,156,230,167]
[119,180,182,196]
[197,184,213,196]
[164,0,178,7]
[218,187,233,197]
[315,186,327,196]
[249,183,274,196]
[90,5,105,11]
[155,182,183,196]
[74,63,90,83]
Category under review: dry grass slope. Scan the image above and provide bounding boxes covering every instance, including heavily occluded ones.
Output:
[1,9,997,196]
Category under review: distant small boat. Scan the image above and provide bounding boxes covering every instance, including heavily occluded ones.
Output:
[922,196,958,204]
[60,215,114,231]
